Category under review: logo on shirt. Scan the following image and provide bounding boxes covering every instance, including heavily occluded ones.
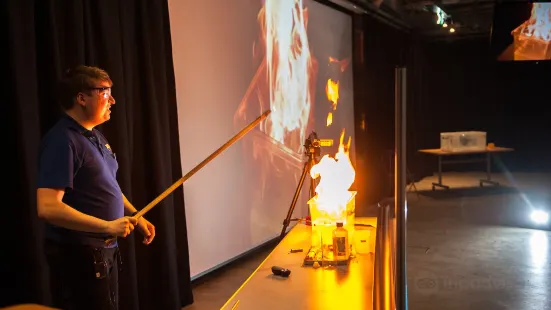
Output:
[105,144,112,151]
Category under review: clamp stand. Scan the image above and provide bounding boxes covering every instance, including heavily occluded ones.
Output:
[279,132,321,240]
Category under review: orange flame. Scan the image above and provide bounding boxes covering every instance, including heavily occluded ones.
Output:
[326,78,340,111]
[517,3,551,42]
[329,56,350,73]
[326,112,333,126]
[310,129,355,216]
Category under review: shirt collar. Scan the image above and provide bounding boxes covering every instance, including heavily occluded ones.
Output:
[61,113,95,137]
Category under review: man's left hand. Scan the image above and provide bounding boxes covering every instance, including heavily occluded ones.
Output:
[137,217,156,245]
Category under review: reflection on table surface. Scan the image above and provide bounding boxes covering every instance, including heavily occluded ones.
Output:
[222,217,377,310]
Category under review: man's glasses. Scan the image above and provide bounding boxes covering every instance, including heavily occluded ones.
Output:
[89,87,112,99]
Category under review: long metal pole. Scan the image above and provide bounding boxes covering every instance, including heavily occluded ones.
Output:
[395,67,408,310]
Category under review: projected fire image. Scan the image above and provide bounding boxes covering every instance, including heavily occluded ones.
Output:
[234,0,317,156]
[511,3,551,60]
[234,0,354,206]
[170,0,355,277]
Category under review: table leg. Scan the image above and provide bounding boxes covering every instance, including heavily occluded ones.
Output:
[480,152,500,187]
[432,155,450,190]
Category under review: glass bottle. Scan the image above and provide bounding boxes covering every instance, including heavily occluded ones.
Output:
[332,222,349,261]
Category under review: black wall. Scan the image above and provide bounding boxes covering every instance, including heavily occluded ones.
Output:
[352,13,551,209]
[409,37,551,177]
[353,13,410,210]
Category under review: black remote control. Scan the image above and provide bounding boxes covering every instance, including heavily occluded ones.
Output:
[271,266,291,277]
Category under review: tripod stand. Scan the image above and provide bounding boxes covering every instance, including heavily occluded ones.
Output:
[279,132,321,240]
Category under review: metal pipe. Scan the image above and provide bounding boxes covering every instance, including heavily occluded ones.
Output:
[395,67,408,310]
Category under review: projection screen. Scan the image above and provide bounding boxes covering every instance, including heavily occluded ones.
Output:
[168,0,356,278]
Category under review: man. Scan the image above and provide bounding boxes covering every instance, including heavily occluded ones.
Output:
[36,65,155,310]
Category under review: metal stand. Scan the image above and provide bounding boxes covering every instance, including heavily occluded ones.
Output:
[480,152,500,187]
[431,152,501,191]
[279,132,320,240]
[432,155,450,190]
[395,67,408,310]
[374,67,408,310]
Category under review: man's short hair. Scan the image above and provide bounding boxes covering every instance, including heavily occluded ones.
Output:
[57,65,113,110]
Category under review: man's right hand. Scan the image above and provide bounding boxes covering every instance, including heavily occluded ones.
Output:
[106,216,138,237]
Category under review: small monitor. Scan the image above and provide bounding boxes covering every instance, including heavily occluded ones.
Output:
[490,1,551,62]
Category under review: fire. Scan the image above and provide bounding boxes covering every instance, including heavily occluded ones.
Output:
[518,3,551,42]
[310,129,355,218]
[329,56,350,73]
[324,57,348,127]
[326,78,340,111]
[258,0,315,153]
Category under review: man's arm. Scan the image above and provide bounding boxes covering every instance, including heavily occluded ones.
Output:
[37,188,110,233]
[122,193,156,244]
[123,193,138,216]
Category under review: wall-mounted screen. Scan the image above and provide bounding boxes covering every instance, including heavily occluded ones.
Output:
[168,0,356,278]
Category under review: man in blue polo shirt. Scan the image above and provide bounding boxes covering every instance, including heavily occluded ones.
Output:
[36,65,156,310]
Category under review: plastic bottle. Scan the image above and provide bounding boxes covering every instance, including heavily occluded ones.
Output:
[332,222,349,261]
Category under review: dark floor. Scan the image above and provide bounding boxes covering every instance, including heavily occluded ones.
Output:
[184,172,551,310]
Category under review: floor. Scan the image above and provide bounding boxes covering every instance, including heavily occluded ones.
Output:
[184,171,551,310]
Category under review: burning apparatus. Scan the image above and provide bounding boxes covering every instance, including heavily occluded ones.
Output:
[306,129,356,265]
[512,3,551,60]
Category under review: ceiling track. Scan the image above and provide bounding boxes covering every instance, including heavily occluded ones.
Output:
[345,0,413,31]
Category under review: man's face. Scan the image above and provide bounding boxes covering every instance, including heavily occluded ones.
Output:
[80,80,116,126]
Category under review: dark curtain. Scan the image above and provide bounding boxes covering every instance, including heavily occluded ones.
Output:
[353,13,410,210]
[408,37,551,177]
[3,0,193,309]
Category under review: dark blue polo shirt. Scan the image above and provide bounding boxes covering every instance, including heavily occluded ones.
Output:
[37,114,124,247]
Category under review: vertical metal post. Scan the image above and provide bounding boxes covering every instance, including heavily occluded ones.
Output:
[486,152,491,181]
[395,67,408,310]
[438,156,442,184]
[373,203,396,310]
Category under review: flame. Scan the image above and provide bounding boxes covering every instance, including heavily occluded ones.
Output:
[326,78,340,111]
[324,57,348,127]
[258,0,315,153]
[518,3,551,42]
[310,129,355,217]
[329,56,350,73]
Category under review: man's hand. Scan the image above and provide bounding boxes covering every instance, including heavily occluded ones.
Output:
[106,216,138,237]
[137,217,156,245]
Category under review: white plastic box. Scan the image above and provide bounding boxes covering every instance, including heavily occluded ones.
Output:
[440,131,487,152]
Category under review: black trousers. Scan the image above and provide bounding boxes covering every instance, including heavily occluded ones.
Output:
[45,240,120,310]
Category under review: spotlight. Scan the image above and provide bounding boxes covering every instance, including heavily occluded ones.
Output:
[449,28,456,33]
[531,210,549,225]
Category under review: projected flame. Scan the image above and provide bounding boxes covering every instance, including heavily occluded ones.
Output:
[512,3,551,60]
[324,57,349,128]
[232,0,319,201]
[326,78,339,111]
[518,3,551,41]
[258,0,315,153]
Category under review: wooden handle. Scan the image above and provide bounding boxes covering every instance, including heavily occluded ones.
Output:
[133,109,271,219]
[105,110,271,245]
